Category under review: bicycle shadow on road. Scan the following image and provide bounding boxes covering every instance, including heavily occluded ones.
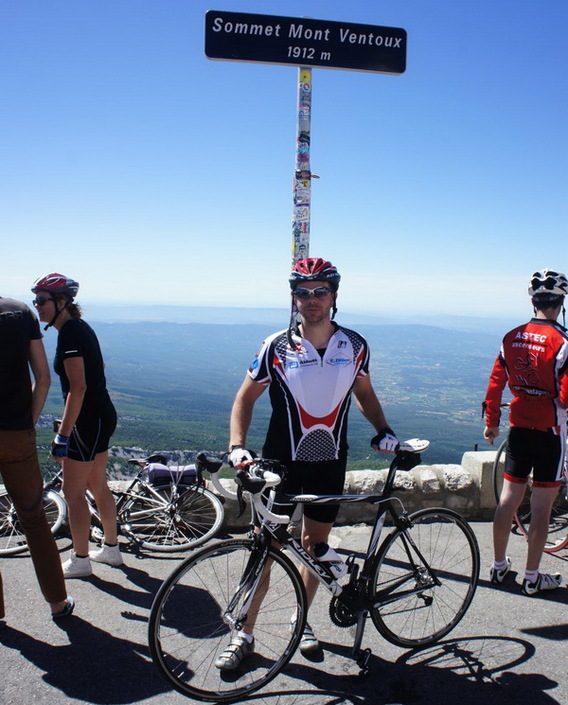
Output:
[250,634,561,705]
[0,615,170,704]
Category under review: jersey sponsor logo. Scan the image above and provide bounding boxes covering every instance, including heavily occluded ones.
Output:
[327,356,351,367]
[250,358,259,370]
[515,331,547,343]
[512,385,549,396]
[299,357,319,366]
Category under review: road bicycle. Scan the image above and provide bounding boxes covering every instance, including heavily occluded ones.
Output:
[0,454,224,556]
[148,440,480,703]
[492,435,568,553]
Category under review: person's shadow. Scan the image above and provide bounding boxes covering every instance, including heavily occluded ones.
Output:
[0,615,170,703]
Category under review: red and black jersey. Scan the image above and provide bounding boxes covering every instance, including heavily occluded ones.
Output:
[248,325,370,462]
[484,318,568,432]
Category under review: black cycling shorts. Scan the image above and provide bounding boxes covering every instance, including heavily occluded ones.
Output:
[278,458,347,524]
[68,403,117,463]
[504,426,565,488]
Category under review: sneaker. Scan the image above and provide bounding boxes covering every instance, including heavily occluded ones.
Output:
[299,622,319,655]
[90,544,123,566]
[214,635,254,671]
[62,552,92,579]
[522,572,562,596]
[490,557,512,584]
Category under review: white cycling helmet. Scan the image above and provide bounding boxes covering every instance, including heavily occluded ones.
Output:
[528,269,568,298]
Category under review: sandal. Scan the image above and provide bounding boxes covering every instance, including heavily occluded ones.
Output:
[214,635,254,671]
[52,596,75,620]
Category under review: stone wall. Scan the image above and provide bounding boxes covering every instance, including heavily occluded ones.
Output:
[214,450,499,531]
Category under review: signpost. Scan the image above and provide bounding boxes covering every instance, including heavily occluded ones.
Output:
[205,10,407,262]
[205,11,407,74]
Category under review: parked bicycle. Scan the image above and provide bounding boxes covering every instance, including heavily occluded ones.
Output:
[492,435,568,553]
[0,454,224,556]
[148,440,480,703]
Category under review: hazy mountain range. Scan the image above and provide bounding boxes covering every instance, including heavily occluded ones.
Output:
[37,306,512,467]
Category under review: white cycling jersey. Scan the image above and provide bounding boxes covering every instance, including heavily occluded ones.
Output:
[248,325,370,462]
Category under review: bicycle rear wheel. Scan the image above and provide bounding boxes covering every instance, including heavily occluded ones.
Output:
[544,476,568,553]
[492,438,532,536]
[148,539,306,702]
[0,489,67,556]
[119,484,223,552]
[492,438,508,505]
[371,508,480,648]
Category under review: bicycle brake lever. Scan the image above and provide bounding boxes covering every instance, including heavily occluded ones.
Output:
[236,485,247,518]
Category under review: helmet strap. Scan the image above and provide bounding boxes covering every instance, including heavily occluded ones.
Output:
[44,296,69,331]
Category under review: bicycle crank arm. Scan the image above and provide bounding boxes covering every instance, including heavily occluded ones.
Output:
[349,608,371,674]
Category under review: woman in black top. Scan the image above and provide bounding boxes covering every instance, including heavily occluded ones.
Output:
[32,273,121,578]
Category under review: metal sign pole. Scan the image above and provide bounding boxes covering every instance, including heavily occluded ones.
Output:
[291,67,313,265]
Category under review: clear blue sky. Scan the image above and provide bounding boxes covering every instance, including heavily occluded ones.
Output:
[2,0,566,319]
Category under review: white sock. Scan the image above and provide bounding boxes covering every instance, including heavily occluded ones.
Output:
[237,630,254,644]
[524,569,538,583]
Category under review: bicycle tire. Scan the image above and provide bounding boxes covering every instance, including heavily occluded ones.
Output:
[492,437,532,536]
[119,484,224,552]
[544,475,568,553]
[148,538,307,703]
[492,438,508,506]
[370,508,480,648]
[0,489,67,557]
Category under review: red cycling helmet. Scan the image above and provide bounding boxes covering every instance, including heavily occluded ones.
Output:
[289,258,341,291]
[31,273,79,299]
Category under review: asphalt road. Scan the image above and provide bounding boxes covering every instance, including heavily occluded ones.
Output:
[1,521,567,705]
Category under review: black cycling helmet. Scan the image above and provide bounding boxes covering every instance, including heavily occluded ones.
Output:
[32,272,80,299]
[289,257,341,292]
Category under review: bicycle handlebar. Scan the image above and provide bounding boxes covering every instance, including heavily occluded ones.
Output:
[147,440,430,526]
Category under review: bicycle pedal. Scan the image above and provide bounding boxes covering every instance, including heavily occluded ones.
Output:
[356,647,372,675]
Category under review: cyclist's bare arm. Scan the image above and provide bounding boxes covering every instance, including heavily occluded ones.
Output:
[229,376,266,449]
[29,338,51,425]
[353,375,389,430]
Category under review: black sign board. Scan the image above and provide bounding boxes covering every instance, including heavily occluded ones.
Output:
[205,11,406,75]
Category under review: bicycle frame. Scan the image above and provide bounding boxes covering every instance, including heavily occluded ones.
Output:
[221,445,443,668]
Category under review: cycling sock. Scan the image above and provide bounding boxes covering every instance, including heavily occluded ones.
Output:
[104,542,118,547]
[524,569,539,583]
[237,630,254,644]
[76,554,89,559]
[493,558,509,570]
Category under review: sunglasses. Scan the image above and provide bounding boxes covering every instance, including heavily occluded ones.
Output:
[33,296,54,306]
[293,286,333,300]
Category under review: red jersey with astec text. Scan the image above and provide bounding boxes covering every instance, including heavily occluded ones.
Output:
[484,318,568,431]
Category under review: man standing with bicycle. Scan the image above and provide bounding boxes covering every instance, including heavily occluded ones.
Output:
[484,269,568,596]
[218,257,398,669]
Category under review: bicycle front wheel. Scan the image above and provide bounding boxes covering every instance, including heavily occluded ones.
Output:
[148,539,306,702]
[370,508,480,648]
[0,489,67,556]
[120,485,223,552]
